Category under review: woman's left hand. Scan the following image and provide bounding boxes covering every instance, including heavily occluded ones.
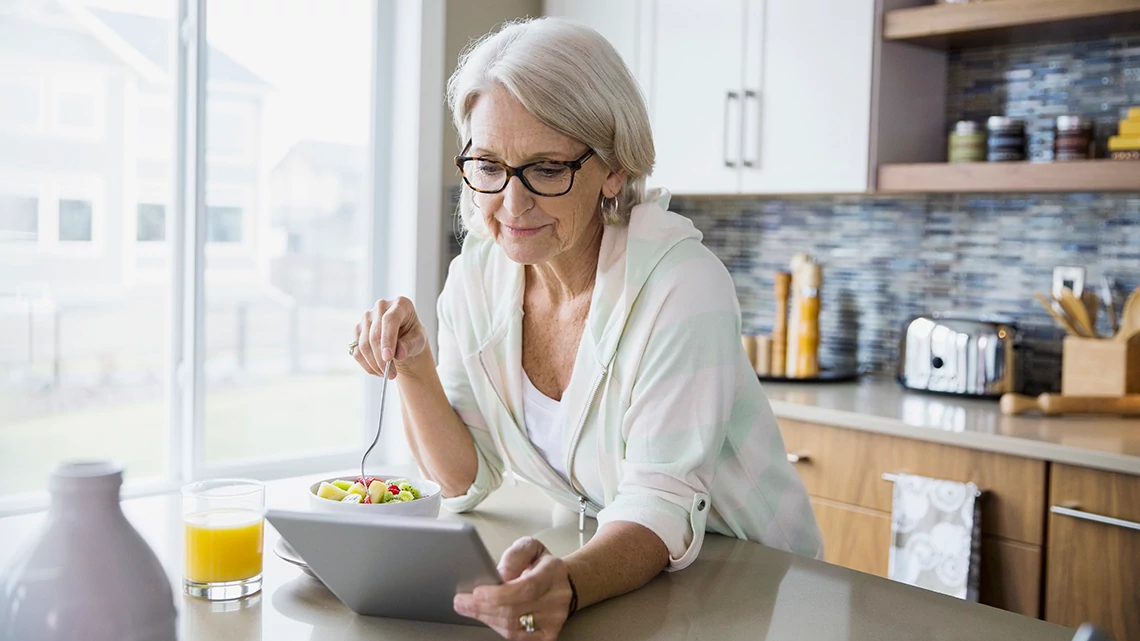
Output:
[453,537,573,640]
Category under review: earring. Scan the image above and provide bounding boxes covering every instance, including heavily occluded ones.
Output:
[600,196,618,220]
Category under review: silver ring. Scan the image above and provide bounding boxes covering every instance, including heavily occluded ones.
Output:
[519,612,535,633]
[348,340,359,356]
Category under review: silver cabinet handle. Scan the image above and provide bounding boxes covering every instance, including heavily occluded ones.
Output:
[786,452,810,464]
[742,89,760,168]
[723,91,740,168]
[1051,505,1140,532]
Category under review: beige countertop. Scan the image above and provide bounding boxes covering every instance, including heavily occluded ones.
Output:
[0,471,1073,641]
[763,378,1140,476]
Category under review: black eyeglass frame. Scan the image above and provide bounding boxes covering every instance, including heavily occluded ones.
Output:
[454,141,596,197]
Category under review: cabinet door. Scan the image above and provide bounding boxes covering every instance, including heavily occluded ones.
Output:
[741,0,874,194]
[646,0,746,195]
[1046,464,1140,641]
[542,0,647,86]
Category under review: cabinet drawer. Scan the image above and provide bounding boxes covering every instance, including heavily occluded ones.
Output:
[780,419,1046,545]
[1045,465,1140,641]
[811,497,891,577]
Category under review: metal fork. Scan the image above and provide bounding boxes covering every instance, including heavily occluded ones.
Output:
[360,360,392,485]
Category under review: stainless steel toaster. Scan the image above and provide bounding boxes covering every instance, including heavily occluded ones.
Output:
[897,314,1021,397]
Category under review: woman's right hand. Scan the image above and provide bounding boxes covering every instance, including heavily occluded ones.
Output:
[352,297,429,379]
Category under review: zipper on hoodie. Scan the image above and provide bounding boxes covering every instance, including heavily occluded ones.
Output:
[478,349,601,514]
[566,366,608,517]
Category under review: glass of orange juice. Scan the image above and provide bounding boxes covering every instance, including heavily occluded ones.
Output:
[182,479,265,600]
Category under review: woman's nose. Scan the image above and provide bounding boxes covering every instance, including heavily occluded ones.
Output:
[501,175,534,216]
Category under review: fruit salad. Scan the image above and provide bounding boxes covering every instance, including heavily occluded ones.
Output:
[315,477,424,505]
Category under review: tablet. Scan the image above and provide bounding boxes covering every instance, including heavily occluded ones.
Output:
[265,509,502,626]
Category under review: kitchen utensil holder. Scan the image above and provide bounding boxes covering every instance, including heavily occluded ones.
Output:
[1061,335,1140,397]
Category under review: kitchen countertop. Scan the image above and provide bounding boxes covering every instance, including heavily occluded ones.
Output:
[763,377,1140,475]
[0,471,1074,641]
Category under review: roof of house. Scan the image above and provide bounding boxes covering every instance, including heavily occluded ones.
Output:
[0,9,122,65]
[88,8,271,87]
[274,140,367,177]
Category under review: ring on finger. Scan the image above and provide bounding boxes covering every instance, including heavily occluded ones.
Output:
[519,612,536,633]
[348,339,359,356]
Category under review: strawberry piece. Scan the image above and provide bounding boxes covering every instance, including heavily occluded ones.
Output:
[362,494,372,504]
[363,477,376,488]
[388,484,400,494]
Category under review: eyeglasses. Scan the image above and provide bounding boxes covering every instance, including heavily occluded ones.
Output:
[454,141,596,197]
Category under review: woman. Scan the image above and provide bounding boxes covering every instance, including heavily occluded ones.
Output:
[350,17,821,640]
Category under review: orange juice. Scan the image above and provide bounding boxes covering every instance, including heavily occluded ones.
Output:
[183,509,264,583]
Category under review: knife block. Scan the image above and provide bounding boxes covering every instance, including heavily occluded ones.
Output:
[1062,335,1140,397]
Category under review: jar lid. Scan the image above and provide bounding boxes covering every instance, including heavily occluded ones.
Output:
[987,116,1025,129]
[1056,115,1092,131]
[953,120,981,134]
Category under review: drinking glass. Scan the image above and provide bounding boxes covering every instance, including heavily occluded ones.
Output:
[182,479,265,600]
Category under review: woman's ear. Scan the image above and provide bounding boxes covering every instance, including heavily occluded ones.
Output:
[602,168,626,200]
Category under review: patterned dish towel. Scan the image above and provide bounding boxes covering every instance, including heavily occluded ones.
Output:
[888,473,982,601]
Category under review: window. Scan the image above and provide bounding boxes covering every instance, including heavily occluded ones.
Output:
[0,72,42,132]
[206,101,253,160]
[57,92,96,130]
[0,4,172,501]
[137,204,166,242]
[206,205,242,243]
[51,72,105,139]
[0,0,396,510]
[203,0,375,467]
[0,195,39,242]
[58,199,93,242]
[137,94,173,159]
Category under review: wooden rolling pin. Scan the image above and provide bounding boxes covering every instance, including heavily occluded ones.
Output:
[1000,393,1140,416]
[772,272,791,377]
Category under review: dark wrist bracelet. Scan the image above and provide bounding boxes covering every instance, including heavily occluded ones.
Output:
[566,571,579,617]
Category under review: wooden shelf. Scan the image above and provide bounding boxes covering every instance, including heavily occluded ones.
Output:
[877,160,1140,193]
[884,0,1140,49]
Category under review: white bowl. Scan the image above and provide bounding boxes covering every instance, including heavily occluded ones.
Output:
[308,475,442,518]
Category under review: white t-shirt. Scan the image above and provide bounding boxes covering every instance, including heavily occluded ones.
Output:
[522,370,569,485]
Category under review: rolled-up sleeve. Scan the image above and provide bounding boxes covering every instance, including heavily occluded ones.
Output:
[596,246,739,570]
[435,263,504,513]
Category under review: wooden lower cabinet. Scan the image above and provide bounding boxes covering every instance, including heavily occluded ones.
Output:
[810,496,1042,618]
[780,419,1046,545]
[1045,464,1140,641]
[812,496,891,577]
[979,537,1042,619]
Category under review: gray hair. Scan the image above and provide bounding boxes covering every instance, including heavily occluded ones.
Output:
[447,17,655,239]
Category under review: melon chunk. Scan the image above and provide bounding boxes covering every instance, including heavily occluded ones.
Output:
[317,482,348,501]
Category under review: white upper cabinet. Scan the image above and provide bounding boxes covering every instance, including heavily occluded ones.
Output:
[742,0,875,193]
[544,0,878,195]
[647,0,747,194]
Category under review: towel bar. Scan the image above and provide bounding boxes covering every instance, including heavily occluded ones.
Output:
[881,472,983,497]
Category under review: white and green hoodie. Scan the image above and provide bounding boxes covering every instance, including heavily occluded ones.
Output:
[437,190,823,570]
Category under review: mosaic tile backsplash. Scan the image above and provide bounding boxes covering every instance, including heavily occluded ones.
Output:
[443,33,1140,394]
[671,193,1140,394]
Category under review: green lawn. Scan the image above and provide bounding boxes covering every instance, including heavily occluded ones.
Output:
[0,374,362,495]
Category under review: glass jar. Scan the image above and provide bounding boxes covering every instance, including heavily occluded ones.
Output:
[1054,115,1094,161]
[986,116,1027,162]
[949,120,986,163]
